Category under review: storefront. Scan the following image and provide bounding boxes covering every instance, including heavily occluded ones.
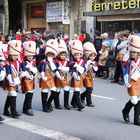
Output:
[84,0,140,35]
[46,0,70,35]
[22,0,46,32]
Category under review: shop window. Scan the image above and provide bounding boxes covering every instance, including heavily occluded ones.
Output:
[102,21,132,37]
[133,21,140,32]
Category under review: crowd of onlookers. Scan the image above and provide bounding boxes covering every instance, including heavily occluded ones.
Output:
[1,28,140,86]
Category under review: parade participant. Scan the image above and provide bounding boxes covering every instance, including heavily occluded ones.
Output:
[36,41,45,69]
[98,41,109,79]
[39,39,61,112]
[3,40,21,119]
[70,40,86,111]
[0,41,6,87]
[81,42,98,107]
[122,35,140,126]
[21,41,38,116]
[0,46,6,121]
[111,31,125,85]
[55,39,71,110]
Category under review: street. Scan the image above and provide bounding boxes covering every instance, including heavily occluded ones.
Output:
[0,78,140,140]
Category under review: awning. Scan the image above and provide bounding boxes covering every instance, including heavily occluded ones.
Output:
[97,13,140,21]
[83,8,140,17]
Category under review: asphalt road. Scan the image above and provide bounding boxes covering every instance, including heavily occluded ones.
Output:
[0,78,139,140]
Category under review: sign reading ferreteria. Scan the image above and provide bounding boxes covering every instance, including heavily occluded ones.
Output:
[92,0,140,12]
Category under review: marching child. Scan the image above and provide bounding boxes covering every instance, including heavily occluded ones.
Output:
[39,39,61,112]
[0,46,6,121]
[81,42,98,107]
[21,41,38,116]
[3,40,21,119]
[55,39,71,110]
[122,35,140,126]
[70,40,86,111]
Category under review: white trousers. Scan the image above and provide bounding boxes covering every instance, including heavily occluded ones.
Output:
[131,96,140,105]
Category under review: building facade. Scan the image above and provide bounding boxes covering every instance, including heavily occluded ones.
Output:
[22,0,46,32]
[84,0,140,36]
[22,0,95,38]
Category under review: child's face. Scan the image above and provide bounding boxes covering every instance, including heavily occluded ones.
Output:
[46,52,55,58]
[11,55,18,61]
[89,53,96,61]
[130,51,139,60]
[59,52,66,60]
[74,53,82,60]
[26,55,34,61]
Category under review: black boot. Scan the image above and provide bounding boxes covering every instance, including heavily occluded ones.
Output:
[134,101,140,126]
[47,91,56,111]
[54,92,63,109]
[86,94,95,107]
[3,96,11,116]
[71,93,77,108]
[41,92,50,112]
[122,100,134,123]
[64,91,71,110]
[23,93,34,116]
[74,91,85,111]
[0,116,4,121]
[81,91,86,104]
[10,96,20,119]
[86,88,95,107]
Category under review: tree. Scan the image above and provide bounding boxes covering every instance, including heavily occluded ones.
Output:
[77,0,82,35]
[4,0,9,34]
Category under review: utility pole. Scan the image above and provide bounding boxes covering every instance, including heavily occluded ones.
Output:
[4,0,9,34]
[77,0,83,35]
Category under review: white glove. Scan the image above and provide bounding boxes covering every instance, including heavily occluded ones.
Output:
[58,66,69,73]
[0,70,6,81]
[7,74,16,86]
[41,72,47,81]
[30,67,38,74]
[20,71,26,78]
[72,72,80,81]
[76,65,85,74]
[125,83,131,88]
[25,71,33,80]
[86,60,92,66]
[9,82,16,86]
[28,75,33,80]
[56,71,64,80]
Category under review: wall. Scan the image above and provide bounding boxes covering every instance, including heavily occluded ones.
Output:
[23,0,46,32]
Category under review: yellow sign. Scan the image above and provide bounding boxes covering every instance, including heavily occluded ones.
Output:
[92,0,140,11]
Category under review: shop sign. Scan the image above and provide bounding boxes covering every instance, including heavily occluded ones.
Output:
[92,0,140,12]
[31,6,45,18]
[62,0,70,24]
[46,2,62,22]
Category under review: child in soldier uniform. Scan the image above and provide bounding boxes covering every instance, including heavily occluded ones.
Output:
[0,46,6,121]
[54,39,71,110]
[70,40,85,111]
[122,35,140,126]
[3,40,21,119]
[39,39,62,112]
[21,41,38,116]
[81,42,98,107]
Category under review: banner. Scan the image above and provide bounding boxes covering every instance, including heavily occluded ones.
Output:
[62,0,70,24]
[46,2,62,22]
